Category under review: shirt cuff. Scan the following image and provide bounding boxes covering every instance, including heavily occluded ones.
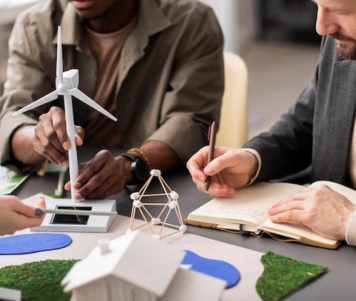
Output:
[346,210,356,246]
[241,148,262,186]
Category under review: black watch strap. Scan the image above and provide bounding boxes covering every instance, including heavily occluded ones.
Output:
[119,153,140,161]
[119,153,148,185]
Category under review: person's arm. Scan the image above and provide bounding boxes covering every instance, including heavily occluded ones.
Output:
[0,195,45,235]
[187,146,259,196]
[0,11,56,171]
[268,184,356,241]
[139,141,181,174]
[243,37,328,182]
[11,125,44,165]
[142,6,224,168]
[243,74,316,182]
[64,6,225,200]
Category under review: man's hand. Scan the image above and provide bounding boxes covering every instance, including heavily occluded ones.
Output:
[64,150,132,200]
[32,106,84,166]
[268,184,356,241]
[0,196,46,235]
[186,146,258,197]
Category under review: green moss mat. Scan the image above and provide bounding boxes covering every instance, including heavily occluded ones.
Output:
[0,260,79,301]
[256,252,328,301]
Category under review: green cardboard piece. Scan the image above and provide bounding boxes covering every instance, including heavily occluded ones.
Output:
[256,251,328,301]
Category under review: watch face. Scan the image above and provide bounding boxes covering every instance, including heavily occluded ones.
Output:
[133,158,148,181]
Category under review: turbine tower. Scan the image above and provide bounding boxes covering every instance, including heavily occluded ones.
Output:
[13,26,117,202]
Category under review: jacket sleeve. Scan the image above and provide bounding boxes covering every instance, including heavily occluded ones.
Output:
[242,38,327,182]
[0,12,55,171]
[145,6,224,164]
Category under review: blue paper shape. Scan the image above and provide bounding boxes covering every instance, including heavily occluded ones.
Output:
[0,233,72,255]
[182,250,240,288]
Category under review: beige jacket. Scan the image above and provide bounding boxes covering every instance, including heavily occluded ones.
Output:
[0,0,224,171]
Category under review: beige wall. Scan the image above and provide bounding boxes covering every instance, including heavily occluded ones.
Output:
[236,0,259,53]
[198,0,259,54]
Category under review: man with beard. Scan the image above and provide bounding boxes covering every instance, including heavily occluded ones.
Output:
[187,0,356,245]
[0,0,223,200]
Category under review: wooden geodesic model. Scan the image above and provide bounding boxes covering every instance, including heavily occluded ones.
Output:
[126,169,187,239]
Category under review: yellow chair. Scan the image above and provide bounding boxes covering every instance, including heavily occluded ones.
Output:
[216,51,248,148]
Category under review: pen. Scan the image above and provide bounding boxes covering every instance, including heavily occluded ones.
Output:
[40,208,118,216]
[204,121,216,193]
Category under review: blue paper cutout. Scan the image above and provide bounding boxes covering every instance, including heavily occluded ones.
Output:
[181,250,240,288]
[0,233,72,255]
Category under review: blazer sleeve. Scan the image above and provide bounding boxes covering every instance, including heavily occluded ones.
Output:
[242,42,326,182]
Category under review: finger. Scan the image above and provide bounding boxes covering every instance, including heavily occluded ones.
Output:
[35,126,68,166]
[270,210,305,224]
[74,160,109,199]
[14,214,45,230]
[268,200,305,216]
[74,161,100,190]
[186,146,210,182]
[84,176,115,199]
[208,183,235,197]
[64,162,88,190]
[204,150,239,176]
[86,176,121,199]
[12,200,44,218]
[33,129,62,165]
[37,197,46,209]
[76,165,111,199]
[196,181,235,197]
[188,165,207,183]
[191,176,200,185]
[75,126,85,146]
[51,108,70,150]
[40,112,67,154]
[64,181,71,191]
[75,135,83,146]
[271,189,311,208]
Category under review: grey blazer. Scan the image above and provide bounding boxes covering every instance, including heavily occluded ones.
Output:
[244,36,356,188]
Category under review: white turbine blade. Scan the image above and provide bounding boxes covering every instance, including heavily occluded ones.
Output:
[13,90,58,116]
[69,88,117,121]
[56,26,63,84]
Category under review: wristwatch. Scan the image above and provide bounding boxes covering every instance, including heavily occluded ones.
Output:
[119,153,149,185]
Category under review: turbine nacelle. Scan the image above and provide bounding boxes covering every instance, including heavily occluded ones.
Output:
[56,69,79,94]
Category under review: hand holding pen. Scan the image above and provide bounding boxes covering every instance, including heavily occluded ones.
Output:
[204,121,216,193]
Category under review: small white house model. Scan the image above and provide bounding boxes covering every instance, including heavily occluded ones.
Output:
[61,231,226,301]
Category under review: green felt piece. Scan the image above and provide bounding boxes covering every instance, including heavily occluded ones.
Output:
[256,252,328,301]
[0,260,79,301]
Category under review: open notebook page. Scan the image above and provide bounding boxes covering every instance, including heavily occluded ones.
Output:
[188,182,303,231]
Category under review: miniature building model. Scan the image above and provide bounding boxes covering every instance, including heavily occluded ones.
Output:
[62,231,225,301]
[127,169,187,239]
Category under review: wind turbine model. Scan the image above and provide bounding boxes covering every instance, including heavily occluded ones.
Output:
[13,26,117,202]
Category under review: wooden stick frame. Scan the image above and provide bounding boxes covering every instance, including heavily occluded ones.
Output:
[126,169,187,239]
